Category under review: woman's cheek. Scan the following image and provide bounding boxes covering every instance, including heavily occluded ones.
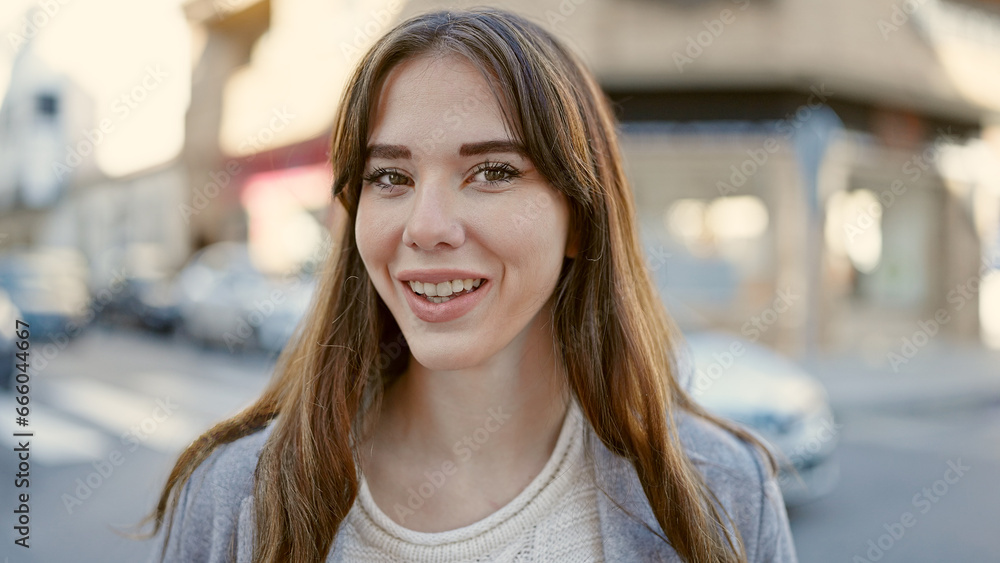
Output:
[475,195,548,245]
[507,195,569,258]
[355,203,396,279]
[358,201,400,248]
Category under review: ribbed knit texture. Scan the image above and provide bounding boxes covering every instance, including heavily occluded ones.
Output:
[333,401,603,562]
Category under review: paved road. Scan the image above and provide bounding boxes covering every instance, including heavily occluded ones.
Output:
[793,345,1000,562]
[790,407,1000,562]
[1,325,998,562]
[0,326,274,563]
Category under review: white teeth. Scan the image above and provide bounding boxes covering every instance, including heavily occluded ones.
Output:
[406,278,485,301]
[437,281,453,297]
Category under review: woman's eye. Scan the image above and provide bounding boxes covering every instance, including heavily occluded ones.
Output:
[363,168,411,192]
[482,169,506,182]
[473,162,521,186]
[385,172,408,185]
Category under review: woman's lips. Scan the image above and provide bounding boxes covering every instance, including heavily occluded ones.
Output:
[401,278,490,323]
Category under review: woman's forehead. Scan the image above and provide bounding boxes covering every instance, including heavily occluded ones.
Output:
[367,54,516,154]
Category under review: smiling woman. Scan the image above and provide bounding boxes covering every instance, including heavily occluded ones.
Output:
[142,8,797,563]
[357,53,572,366]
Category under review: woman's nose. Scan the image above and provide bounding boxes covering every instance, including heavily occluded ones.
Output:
[401,181,465,251]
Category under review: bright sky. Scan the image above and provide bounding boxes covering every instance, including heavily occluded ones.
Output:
[0,0,190,177]
[0,0,395,175]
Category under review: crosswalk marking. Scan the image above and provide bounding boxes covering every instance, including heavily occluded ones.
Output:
[1,328,274,467]
[40,377,218,455]
[0,394,113,465]
[127,369,267,421]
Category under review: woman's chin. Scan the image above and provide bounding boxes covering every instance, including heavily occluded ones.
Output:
[407,345,491,373]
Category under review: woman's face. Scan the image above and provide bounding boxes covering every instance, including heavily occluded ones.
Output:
[356,53,572,371]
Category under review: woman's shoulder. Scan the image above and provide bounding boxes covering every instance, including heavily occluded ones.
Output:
[148,422,275,563]
[590,409,797,561]
[674,408,771,485]
[674,409,797,561]
[192,422,275,494]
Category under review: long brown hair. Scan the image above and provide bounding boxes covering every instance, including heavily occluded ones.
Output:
[145,8,776,562]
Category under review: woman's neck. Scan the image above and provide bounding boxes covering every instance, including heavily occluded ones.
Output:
[360,315,571,531]
[388,343,568,456]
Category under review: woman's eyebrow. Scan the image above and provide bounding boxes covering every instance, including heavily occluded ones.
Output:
[366,144,410,160]
[459,140,527,157]
[364,140,527,161]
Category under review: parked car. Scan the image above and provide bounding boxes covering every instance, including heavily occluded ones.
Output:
[91,243,177,328]
[255,276,316,353]
[0,248,91,341]
[0,289,23,391]
[682,331,840,505]
[174,242,277,349]
[131,277,181,332]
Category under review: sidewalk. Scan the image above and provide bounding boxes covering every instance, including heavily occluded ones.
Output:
[802,342,1000,414]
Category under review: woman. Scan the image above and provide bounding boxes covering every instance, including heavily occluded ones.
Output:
[146,7,797,563]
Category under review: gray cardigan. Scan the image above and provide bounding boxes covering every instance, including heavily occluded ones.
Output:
[149,411,798,562]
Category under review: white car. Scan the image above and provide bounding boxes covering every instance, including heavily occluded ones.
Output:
[255,276,316,353]
[681,331,840,505]
[175,242,276,350]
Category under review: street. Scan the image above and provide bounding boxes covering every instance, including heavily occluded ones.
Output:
[0,326,274,563]
[1,325,998,562]
[790,412,1000,562]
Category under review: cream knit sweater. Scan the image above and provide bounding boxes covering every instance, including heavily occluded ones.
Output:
[333,401,603,562]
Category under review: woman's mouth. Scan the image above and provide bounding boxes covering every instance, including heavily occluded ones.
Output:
[407,278,484,304]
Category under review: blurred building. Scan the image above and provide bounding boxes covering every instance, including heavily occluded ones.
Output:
[0,45,77,211]
[177,0,1000,356]
[181,0,359,275]
[0,14,190,293]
